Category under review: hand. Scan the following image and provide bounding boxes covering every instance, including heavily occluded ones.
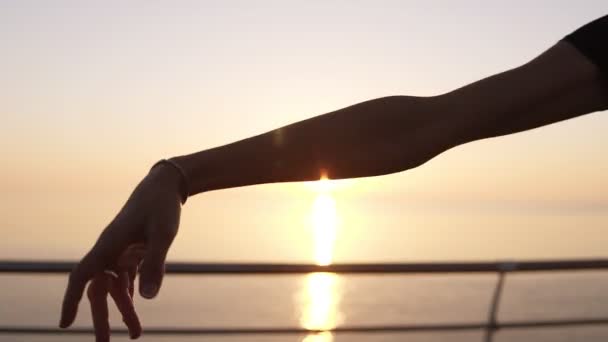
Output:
[59,164,184,340]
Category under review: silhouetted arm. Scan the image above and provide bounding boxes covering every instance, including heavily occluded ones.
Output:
[175,41,608,194]
[60,38,608,342]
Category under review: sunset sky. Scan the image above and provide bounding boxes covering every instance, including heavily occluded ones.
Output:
[1,1,608,263]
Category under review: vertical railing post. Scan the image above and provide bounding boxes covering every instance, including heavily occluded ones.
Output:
[484,262,515,342]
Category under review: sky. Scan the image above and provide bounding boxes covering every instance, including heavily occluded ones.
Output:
[1,1,608,263]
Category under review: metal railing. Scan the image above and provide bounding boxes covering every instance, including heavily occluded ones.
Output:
[2,259,608,341]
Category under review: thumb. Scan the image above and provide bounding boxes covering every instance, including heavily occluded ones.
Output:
[139,225,177,299]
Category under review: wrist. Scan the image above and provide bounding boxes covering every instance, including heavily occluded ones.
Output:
[150,159,190,204]
[171,154,209,196]
[172,149,227,195]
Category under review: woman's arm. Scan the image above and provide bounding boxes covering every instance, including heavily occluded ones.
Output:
[175,41,608,194]
[60,27,608,342]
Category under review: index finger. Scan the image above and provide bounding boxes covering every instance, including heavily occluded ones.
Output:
[59,253,101,328]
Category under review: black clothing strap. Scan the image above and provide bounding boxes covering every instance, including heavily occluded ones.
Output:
[564,15,608,78]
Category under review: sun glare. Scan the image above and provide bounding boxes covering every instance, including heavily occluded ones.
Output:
[304,172,356,193]
[299,174,343,342]
[310,173,340,266]
[312,193,337,266]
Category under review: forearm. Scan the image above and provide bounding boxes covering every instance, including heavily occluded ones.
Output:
[174,95,449,194]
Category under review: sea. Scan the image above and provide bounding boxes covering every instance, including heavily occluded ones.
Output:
[2,270,608,342]
[2,184,608,341]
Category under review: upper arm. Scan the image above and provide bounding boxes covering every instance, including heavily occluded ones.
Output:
[437,41,608,143]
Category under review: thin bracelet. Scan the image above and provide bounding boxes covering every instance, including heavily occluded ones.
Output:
[151,159,190,204]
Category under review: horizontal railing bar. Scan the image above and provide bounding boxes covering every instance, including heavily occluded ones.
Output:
[1,259,608,274]
[3,318,608,335]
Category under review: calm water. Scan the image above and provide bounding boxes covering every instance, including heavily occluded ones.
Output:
[2,179,608,341]
[2,271,608,342]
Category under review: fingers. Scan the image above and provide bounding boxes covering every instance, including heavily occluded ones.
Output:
[60,254,100,328]
[60,229,132,329]
[109,272,142,339]
[61,242,145,330]
[117,244,145,299]
[84,246,145,341]
[139,225,177,299]
[87,273,111,342]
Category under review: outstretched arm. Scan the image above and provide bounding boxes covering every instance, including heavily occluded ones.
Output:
[60,29,608,342]
[175,41,608,194]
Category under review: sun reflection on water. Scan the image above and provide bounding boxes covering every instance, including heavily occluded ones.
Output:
[299,176,343,342]
[301,273,341,330]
